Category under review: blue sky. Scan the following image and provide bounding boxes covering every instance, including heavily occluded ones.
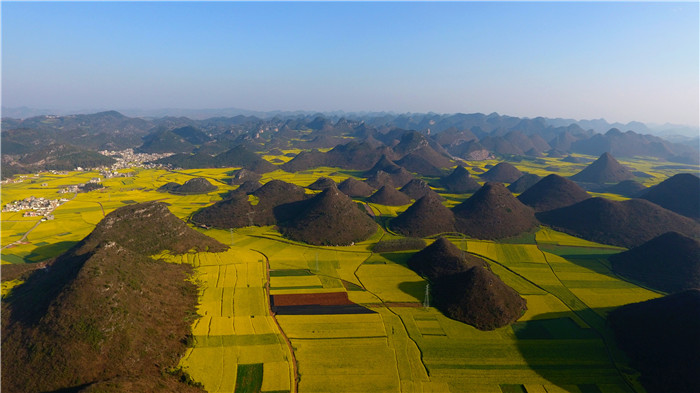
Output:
[2,2,698,126]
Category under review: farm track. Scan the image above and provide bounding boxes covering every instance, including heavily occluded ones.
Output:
[1,192,77,250]
[536,250,642,393]
[469,240,642,393]
[474,247,644,393]
[251,249,299,393]
[351,231,432,385]
[2,165,674,392]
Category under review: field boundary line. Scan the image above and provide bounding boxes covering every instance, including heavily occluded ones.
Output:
[1,192,77,250]
[166,169,232,186]
[251,249,299,393]
[536,247,642,393]
[352,245,432,381]
[247,234,374,254]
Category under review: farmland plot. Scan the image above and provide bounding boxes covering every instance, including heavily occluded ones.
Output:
[163,247,294,393]
[2,167,678,393]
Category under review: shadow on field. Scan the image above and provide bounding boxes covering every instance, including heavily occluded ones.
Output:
[512,309,638,393]
[398,280,427,301]
[24,241,79,263]
[557,253,620,275]
[379,251,413,266]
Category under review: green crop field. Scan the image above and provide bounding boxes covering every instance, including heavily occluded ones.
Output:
[1,163,687,393]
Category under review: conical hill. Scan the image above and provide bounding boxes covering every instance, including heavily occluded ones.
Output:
[367,185,411,206]
[395,146,451,176]
[79,201,227,255]
[338,177,375,197]
[307,176,337,190]
[537,197,700,248]
[175,177,218,194]
[400,179,444,200]
[191,194,255,228]
[230,169,261,185]
[606,180,647,197]
[193,180,307,228]
[432,266,528,330]
[216,145,277,173]
[391,194,456,237]
[249,180,308,224]
[517,174,590,212]
[570,152,634,183]
[407,237,486,281]
[157,177,217,195]
[480,162,523,183]
[1,202,226,392]
[235,179,262,194]
[452,182,539,239]
[278,184,377,246]
[365,154,402,176]
[507,174,542,193]
[439,165,481,193]
[364,155,415,187]
[365,170,395,188]
[609,232,700,293]
[640,173,700,220]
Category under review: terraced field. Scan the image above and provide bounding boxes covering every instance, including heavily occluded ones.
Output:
[0,161,679,393]
[161,247,294,393]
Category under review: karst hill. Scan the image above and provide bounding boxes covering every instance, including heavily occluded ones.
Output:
[338,177,375,197]
[480,162,523,183]
[157,177,218,195]
[570,152,635,184]
[278,183,377,246]
[192,179,308,228]
[609,231,700,293]
[367,185,411,206]
[639,173,700,220]
[391,194,456,237]
[1,202,227,393]
[537,197,700,248]
[452,182,539,239]
[439,165,481,193]
[407,238,527,331]
[407,237,486,281]
[517,174,590,212]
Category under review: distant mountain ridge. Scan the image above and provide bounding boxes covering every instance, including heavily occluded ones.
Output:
[3,109,698,180]
[4,107,697,135]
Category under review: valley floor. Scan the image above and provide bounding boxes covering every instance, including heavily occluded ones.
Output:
[1,162,673,393]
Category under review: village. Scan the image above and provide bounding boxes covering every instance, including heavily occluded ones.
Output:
[98,148,173,171]
[1,195,69,219]
[1,148,173,187]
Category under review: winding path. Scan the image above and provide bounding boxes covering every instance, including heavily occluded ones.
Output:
[2,192,78,250]
[251,249,299,393]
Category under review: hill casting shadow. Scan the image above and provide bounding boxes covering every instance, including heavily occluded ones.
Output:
[22,241,79,263]
[513,309,632,393]
[397,280,428,302]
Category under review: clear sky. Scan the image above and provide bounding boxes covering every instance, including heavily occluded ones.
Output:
[2,1,698,126]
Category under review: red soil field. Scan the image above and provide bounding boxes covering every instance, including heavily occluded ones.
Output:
[271,292,354,307]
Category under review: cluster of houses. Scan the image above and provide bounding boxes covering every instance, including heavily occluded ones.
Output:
[2,196,69,219]
[57,177,103,194]
[0,173,39,185]
[99,170,134,179]
[98,148,173,171]
[1,148,173,186]
[58,185,80,194]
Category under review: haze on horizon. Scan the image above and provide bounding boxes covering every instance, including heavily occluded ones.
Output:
[2,1,699,127]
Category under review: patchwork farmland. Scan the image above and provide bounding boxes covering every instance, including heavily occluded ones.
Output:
[0,153,684,392]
